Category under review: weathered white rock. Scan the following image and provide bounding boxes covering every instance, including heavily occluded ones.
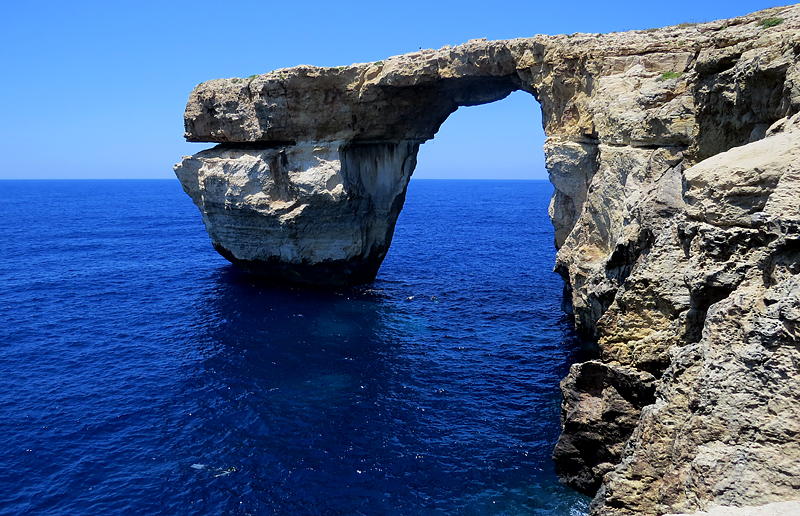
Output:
[175,140,418,285]
[684,119,800,228]
[545,139,598,249]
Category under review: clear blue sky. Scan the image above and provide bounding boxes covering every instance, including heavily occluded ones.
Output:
[0,1,786,180]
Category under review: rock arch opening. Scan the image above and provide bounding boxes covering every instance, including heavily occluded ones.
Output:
[413,90,546,180]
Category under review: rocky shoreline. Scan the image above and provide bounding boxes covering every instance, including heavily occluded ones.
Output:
[175,4,800,514]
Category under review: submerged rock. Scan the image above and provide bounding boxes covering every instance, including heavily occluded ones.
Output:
[176,3,800,514]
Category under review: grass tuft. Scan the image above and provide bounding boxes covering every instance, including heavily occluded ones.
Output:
[760,17,784,28]
[662,71,683,80]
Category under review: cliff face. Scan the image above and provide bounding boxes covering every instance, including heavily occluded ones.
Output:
[175,4,800,514]
[582,113,800,515]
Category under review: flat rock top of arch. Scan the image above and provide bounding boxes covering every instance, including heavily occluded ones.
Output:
[184,4,800,145]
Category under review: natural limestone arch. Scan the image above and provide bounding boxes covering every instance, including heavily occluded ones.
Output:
[176,7,800,515]
[175,32,705,332]
[177,66,540,286]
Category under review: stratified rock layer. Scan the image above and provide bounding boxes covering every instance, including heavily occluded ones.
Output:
[175,141,418,285]
[176,4,800,514]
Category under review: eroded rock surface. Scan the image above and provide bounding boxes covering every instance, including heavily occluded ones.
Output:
[553,360,657,495]
[176,4,800,514]
[175,141,418,285]
[667,501,800,516]
[595,113,800,516]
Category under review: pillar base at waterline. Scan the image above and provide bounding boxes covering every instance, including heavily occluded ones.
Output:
[212,243,386,287]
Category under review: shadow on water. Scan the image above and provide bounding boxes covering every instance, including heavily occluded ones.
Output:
[160,265,590,515]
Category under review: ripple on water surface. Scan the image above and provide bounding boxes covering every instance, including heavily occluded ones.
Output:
[0,179,590,515]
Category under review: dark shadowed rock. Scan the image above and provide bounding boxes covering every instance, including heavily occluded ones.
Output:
[553,360,656,496]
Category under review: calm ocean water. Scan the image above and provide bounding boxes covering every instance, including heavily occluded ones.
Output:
[0,179,590,516]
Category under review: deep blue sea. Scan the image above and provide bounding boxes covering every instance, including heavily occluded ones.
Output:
[0,179,590,516]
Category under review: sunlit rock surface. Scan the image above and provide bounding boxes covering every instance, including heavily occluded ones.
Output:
[667,501,800,516]
[176,4,800,514]
[593,113,800,516]
[176,141,417,285]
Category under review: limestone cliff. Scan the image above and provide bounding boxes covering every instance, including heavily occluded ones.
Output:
[175,4,800,514]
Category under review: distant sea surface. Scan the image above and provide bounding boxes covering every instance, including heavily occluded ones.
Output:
[0,179,590,515]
